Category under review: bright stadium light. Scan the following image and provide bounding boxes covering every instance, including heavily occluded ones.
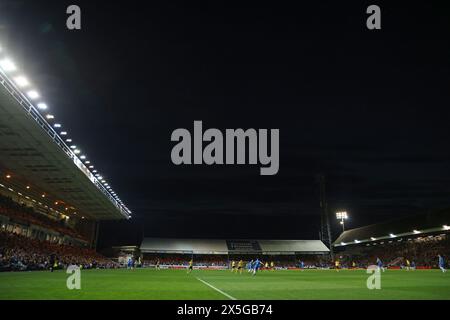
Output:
[354,239,360,243]
[54,123,61,128]
[74,149,81,154]
[80,155,86,160]
[37,103,48,110]
[27,90,40,99]
[85,161,90,164]
[443,225,450,231]
[336,211,348,232]
[66,139,72,142]
[413,230,421,234]
[336,211,348,219]
[70,145,77,149]
[13,75,30,87]
[60,131,67,135]
[46,114,54,119]
[370,237,376,241]
[0,58,17,72]
[389,233,396,238]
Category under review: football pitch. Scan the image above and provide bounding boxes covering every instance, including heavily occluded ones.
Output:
[1,268,449,300]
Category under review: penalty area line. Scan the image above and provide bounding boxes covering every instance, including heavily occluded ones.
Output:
[196,277,237,300]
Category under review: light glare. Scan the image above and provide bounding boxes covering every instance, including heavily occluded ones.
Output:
[0,58,17,72]
[13,76,29,87]
[27,90,40,99]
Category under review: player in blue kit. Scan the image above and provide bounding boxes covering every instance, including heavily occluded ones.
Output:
[299,260,305,271]
[127,257,134,270]
[247,260,254,273]
[252,259,261,276]
[376,257,385,272]
[438,255,446,273]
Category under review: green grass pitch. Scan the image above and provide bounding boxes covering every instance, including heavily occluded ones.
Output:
[1,268,450,300]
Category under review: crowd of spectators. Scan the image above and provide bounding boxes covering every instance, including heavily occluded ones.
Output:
[0,229,117,272]
[141,236,450,269]
[0,195,86,241]
[142,253,327,269]
[337,235,450,268]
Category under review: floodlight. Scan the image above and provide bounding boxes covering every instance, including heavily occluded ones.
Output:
[27,90,39,99]
[336,211,348,220]
[13,76,29,87]
[336,211,348,232]
[37,103,47,110]
[0,58,17,72]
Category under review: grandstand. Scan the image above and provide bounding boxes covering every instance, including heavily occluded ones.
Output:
[0,44,129,270]
[333,209,450,247]
[136,238,330,269]
[333,209,450,268]
[141,238,329,255]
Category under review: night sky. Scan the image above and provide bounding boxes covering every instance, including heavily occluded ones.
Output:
[1,1,449,247]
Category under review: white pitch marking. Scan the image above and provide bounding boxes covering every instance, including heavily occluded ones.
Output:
[196,277,237,300]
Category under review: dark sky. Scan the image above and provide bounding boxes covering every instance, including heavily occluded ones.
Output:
[1,1,450,247]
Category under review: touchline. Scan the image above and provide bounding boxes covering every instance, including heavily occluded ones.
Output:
[171,121,279,175]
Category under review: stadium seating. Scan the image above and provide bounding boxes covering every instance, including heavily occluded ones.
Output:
[0,194,118,272]
[0,229,117,272]
[141,235,450,270]
[336,234,450,268]
[0,194,87,243]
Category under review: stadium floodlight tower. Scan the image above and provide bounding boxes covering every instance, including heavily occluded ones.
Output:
[318,174,333,259]
[336,211,348,233]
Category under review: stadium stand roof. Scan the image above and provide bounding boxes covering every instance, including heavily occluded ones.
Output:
[333,209,450,247]
[0,48,130,220]
[140,238,330,254]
